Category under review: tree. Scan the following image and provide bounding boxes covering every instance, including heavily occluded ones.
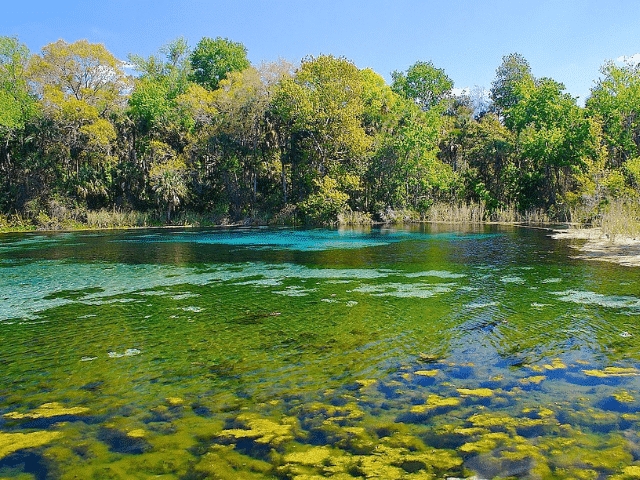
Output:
[0,36,39,211]
[367,101,456,212]
[0,36,37,133]
[128,37,193,139]
[148,143,188,221]
[0,36,38,160]
[507,77,595,207]
[28,39,128,203]
[189,37,250,91]
[490,53,533,115]
[586,60,640,167]
[272,55,372,216]
[462,113,518,210]
[30,39,130,115]
[391,61,453,111]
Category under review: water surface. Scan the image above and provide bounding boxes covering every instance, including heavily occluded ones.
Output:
[1,225,640,479]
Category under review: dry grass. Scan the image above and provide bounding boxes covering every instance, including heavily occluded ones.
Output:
[337,210,373,226]
[599,200,640,240]
[425,202,486,224]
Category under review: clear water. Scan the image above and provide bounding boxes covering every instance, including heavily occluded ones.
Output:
[1,225,640,479]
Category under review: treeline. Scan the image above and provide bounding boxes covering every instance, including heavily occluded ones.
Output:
[1,35,639,227]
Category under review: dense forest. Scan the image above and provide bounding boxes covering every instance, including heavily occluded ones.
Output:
[1,35,639,229]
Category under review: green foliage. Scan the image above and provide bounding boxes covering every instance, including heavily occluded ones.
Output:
[272,54,373,210]
[0,36,38,134]
[30,39,130,114]
[189,37,250,91]
[490,52,533,114]
[506,77,595,206]
[587,60,640,166]
[4,34,640,228]
[391,60,453,111]
[148,146,188,221]
[462,113,518,210]
[128,38,195,141]
[299,176,350,224]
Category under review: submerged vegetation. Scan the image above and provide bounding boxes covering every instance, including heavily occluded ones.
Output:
[3,226,640,477]
[1,36,640,229]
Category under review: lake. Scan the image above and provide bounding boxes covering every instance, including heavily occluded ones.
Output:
[1,224,640,479]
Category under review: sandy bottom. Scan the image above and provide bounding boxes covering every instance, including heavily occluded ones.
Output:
[550,227,640,267]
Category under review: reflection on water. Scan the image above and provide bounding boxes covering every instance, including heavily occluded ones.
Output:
[1,225,640,479]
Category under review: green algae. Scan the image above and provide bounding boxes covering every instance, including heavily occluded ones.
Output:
[0,431,63,459]
[582,367,640,377]
[4,228,640,479]
[217,413,297,446]
[413,370,439,377]
[355,379,377,388]
[456,388,494,397]
[519,375,547,385]
[616,465,640,479]
[410,394,461,414]
[284,446,334,466]
[4,402,89,420]
[191,445,273,480]
[459,431,515,453]
[613,391,635,403]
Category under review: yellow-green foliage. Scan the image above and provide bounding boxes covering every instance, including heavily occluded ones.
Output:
[0,431,62,459]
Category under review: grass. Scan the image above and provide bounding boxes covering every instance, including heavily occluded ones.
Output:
[599,200,640,240]
[1,201,563,234]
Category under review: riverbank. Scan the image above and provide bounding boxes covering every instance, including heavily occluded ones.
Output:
[550,227,640,267]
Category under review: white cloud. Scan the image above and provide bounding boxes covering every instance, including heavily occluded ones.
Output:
[616,53,640,65]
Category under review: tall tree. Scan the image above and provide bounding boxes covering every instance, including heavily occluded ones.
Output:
[30,39,130,115]
[272,55,372,209]
[490,52,533,115]
[189,37,250,91]
[0,36,39,211]
[586,60,640,167]
[128,37,193,138]
[29,39,129,205]
[507,77,595,207]
[391,60,453,111]
[0,36,37,161]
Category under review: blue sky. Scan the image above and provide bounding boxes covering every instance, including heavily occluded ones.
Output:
[3,0,638,104]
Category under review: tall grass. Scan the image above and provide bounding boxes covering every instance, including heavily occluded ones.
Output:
[337,210,373,225]
[85,209,152,229]
[425,202,486,224]
[599,200,640,240]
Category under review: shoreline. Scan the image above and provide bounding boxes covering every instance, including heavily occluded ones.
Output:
[550,227,640,267]
[4,221,640,268]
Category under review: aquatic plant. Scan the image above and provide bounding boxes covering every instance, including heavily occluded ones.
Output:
[0,431,62,459]
[4,402,89,421]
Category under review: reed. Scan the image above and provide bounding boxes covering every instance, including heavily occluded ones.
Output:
[337,210,374,226]
[85,209,152,229]
[425,202,486,224]
[599,200,640,240]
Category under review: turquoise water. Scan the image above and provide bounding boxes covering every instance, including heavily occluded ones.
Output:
[1,225,640,479]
